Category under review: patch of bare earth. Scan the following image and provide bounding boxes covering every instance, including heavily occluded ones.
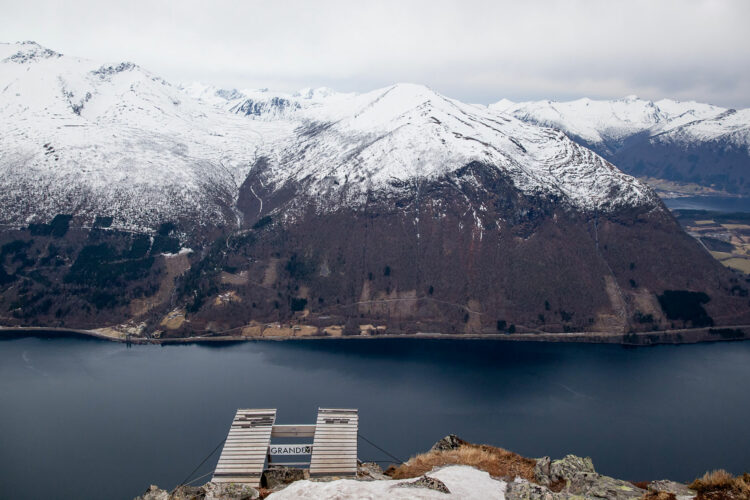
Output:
[160,308,186,330]
[130,253,190,316]
[387,442,536,482]
[262,258,279,287]
[220,270,249,286]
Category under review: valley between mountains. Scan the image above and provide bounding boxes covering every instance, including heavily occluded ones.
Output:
[1,41,750,342]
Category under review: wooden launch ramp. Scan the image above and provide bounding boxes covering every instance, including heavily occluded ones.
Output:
[212,408,358,486]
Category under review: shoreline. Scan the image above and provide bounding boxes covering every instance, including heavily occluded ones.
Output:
[1,324,748,346]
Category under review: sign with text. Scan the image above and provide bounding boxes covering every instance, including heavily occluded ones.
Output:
[269,444,312,455]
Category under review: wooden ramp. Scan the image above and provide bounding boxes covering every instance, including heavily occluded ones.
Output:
[212,408,276,486]
[309,408,358,477]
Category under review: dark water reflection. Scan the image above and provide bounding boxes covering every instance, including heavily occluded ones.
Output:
[663,196,750,212]
[1,336,749,499]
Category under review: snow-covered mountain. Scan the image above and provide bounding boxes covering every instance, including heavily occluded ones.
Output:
[0,41,659,235]
[184,82,657,220]
[491,95,728,152]
[4,41,748,337]
[0,41,269,231]
[492,96,750,194]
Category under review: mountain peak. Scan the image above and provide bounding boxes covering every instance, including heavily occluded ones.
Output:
[491,98,516,112]
[294,86,337,99]
[1,40,62,63]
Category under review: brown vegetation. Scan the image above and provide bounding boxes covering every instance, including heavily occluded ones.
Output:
[689,470,750,500]
[257,487,272,499]
[386,442,536,482]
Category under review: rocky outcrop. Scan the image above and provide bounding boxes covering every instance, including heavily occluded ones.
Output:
[507,453,649,500]
[260,467,306,489]
[646,480,696,500]
[136,437,702,500]
[395,474,451,493]
[430,434,468,453]
[357,461,391,481]
[135,482,259,500]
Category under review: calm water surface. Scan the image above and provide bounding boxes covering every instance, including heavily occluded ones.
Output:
[1,336,749,499]
[663,195,750,212]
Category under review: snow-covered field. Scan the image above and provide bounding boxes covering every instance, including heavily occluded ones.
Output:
[266,465,507,500]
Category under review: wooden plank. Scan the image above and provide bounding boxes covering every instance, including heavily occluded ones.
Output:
[213,408,276,486]
[271,425,316,438]
[215,466,265,470]
[308,459,358,464]
[221,441,271,445]
[220,446,271,450]
[213,475,261,480]
[215,465,265,470]
[306,452,359,457]
[218,451,270,456]
[310,408,358,477]
[215,464,265,469]
[310,465,359,469]
[310,467,359,471]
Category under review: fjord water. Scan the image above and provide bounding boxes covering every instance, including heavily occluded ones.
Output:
[1,337,750,499]
[663,195,750,212]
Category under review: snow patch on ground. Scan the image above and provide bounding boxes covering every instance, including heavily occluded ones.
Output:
[266,465,507,500]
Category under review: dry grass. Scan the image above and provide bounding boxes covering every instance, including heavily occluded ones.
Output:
[722,258,750,274]
[689,470,750,500]
[387,442,536,481]
[257,487,272,498]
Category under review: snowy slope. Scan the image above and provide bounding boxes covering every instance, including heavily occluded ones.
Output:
[182,83,346,121]
[238,83,657,215]
[651,108,750,150]
[0,42,659,236]
[491,95,750,193]
[491,95,735,152]
[0,41,276,230]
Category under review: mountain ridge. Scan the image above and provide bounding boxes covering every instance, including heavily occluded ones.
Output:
[1,41,748,338]
[491,95,750,194]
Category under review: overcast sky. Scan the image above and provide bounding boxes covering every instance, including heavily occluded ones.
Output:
[3,0,749,107]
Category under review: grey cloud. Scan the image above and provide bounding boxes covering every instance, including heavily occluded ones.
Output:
[1,0,749,107]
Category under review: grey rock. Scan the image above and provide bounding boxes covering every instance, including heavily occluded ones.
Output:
[506,478,566,500]
[509,455,646,500]
[202,482,259,500]
[395,475,451,494]
[134,482,259,500]
[358,461,391,481]
[648,480,696,499]
[261,467,306,490]
[565,471,644,499]
[507,474,645,500]
[549,454,596,482]
[429,434,467,453]
[534,456,552,485]
[136,485,170,500]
